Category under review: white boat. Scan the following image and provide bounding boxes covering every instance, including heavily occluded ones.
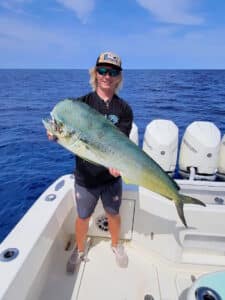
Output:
[1,176,225,300]
[1,122,225,300]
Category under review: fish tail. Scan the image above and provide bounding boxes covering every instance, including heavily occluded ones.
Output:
[180,194,206,207]
[175,194,206,228]
[175,200,187,228]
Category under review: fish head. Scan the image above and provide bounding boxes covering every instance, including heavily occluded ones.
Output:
[42,99,79,141]
[43,99,104,164]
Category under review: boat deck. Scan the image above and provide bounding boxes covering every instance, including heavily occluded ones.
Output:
[1,175,225,300]
[36,237,220,300]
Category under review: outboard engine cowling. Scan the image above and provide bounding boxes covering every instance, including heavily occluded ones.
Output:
[217,134,225,180]
[143,119,178,176]
[129,122,138,145]
[178,121,221,180]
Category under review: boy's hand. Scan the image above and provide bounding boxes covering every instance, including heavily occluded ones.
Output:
[109,168,120,177]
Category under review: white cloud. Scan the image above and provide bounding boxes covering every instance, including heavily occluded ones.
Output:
[56,0,95,23]
[0,0,31,13]
[0,17,79,57]
[116,25,225,68]
[0,16,98,68]
[1,14,225,69]
[136,0,204,25]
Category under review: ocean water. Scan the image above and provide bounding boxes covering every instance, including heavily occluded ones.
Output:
[0,69,225,243]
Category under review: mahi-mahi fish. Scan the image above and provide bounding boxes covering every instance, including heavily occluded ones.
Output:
[43,99,205,227]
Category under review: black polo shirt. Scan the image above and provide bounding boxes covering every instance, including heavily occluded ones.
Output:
[74,91,133,187]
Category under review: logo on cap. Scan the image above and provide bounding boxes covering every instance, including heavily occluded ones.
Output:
[97,51,122,69]
[103,53,120,65]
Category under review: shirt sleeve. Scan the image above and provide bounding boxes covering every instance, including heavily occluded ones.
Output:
[118,104,133,137]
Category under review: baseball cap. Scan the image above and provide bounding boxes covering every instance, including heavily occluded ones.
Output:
[96,51,122,70]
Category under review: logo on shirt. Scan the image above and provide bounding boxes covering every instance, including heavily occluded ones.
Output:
[106,114,119,125]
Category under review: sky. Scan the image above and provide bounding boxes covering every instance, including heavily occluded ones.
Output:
[0,0,225,69]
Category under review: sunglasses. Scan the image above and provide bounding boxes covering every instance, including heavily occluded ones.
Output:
[96,67,121,77]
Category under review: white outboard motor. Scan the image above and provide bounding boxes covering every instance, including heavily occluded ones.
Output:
[217,134,225,180]
[179,121,221,180]
[143,119,178,176]
[129,122,138,145]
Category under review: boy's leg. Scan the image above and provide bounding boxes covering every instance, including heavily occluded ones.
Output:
[67,183,100,274]
[101,178,122,245]
[101,179,128,268]
[106,213,121,247]
[74,183,100,250]
[75,216,90,252]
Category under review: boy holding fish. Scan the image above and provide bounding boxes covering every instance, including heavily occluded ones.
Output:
[47,51,133,272]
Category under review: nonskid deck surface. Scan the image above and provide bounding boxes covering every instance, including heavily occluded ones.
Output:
[36,236,222,300]
[71,238,218,300]
[74,238,160,300]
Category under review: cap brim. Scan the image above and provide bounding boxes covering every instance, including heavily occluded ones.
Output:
[96,62,122,71]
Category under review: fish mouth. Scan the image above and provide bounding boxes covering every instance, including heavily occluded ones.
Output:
[43,112,75,138]
[49,113,64,134]
[42,112,65,136]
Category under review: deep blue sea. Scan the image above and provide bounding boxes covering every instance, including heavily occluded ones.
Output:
[0,69,225,243]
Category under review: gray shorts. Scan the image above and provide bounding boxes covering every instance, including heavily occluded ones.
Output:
[75,178,122,219]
